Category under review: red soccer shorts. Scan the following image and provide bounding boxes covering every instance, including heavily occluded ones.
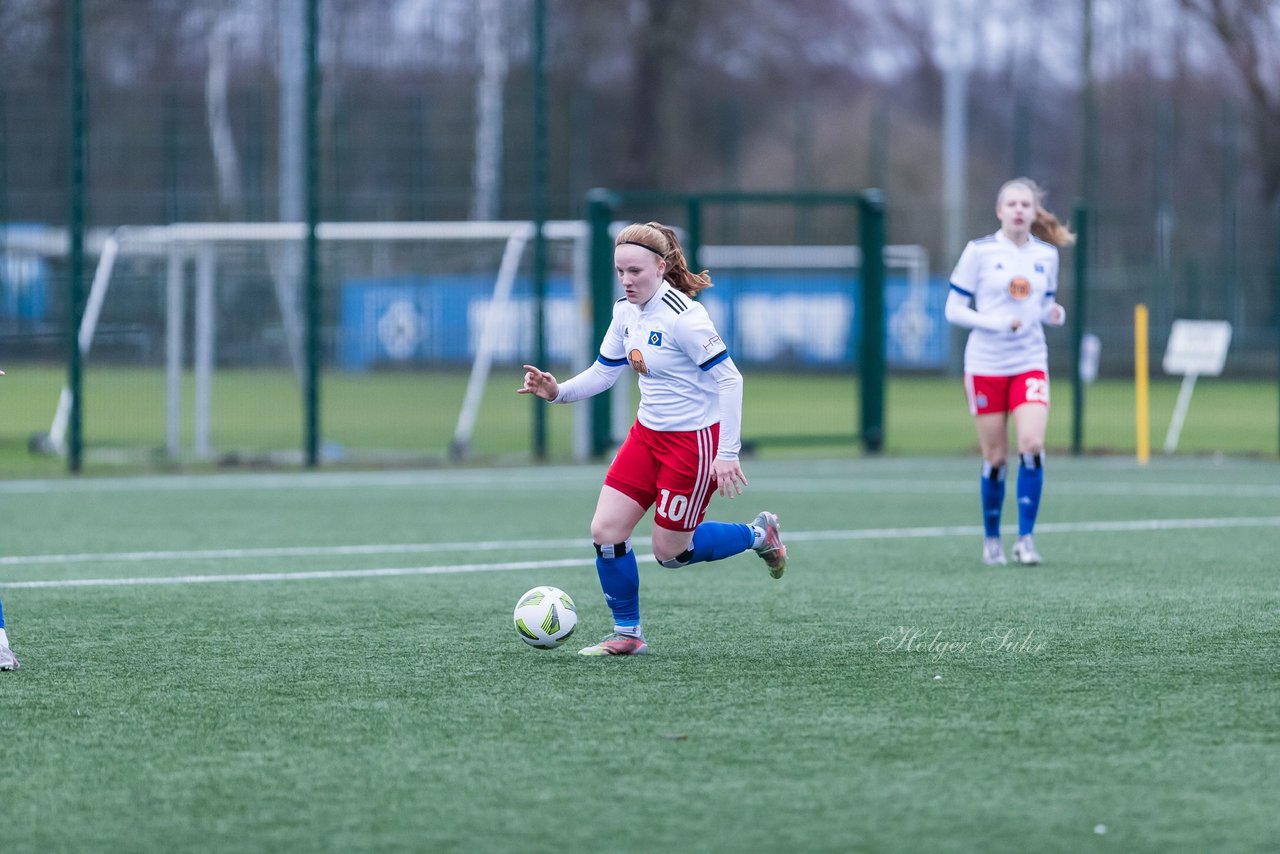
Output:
[965,370,1050,416]
[604,421,719,532]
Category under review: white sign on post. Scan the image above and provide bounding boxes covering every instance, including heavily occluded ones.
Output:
[1163,320,1232,377]
[1161,320,1232,453]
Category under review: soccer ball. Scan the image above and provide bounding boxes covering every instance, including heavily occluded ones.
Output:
[513,586,578,649]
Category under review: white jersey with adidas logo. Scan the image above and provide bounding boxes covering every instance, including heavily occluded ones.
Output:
[599,280,737,439]
[949,230,1061,375]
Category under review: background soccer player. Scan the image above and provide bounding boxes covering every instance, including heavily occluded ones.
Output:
[945,178,1074,566]
[0,368,13,671]
[0,593,17,670]
[518,221,787,656]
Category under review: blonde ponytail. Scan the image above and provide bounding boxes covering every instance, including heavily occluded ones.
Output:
[999,177,1076,247]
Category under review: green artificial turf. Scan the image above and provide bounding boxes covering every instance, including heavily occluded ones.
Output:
[1,456,1276,852]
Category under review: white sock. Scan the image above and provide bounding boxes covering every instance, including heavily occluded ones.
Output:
[0,628,9,647]
[614,625,642,638]
[751,525,766,550]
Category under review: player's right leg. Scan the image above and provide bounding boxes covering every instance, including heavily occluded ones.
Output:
[969,377,1012,566]
[585,485,649,654]
[586,426,656,656]
[975,412,1010,567]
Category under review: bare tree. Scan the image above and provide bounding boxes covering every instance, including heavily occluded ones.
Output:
[471,0,507,220]
[206,12,244,218]
[1180,0,1280,198]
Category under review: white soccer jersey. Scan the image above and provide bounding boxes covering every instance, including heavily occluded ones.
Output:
[599,281,737,436]
[949,230,1061,375]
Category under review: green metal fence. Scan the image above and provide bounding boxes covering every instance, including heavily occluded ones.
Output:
[586,188,886,456]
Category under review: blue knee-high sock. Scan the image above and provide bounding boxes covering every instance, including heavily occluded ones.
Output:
[981,461,1006,538]
[686,522,755,564]
[594,540,640,629]
[1017,452,1044,536]
[657,521,755,568]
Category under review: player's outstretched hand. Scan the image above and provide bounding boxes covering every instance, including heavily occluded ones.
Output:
[712,458,747,498]
[518,364,559,401]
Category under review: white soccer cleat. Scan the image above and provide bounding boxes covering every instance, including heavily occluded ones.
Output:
[1012,535,1042,566]
[752,511,787,578]
[982,537,1007,566]
[578,632,649,656]
[0,643,20,671]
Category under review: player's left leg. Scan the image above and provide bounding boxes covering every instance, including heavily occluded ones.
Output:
[644,425,779,576]
[652,521,756,568]
[1011,392,1049,566]
[0,594,18,671]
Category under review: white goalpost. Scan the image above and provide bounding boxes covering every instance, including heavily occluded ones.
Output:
[19,220,592,463]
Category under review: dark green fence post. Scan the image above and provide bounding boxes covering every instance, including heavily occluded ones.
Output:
[858,189,886,453]
[685,196,701,273]
[67,0,86,474]
[1071,204,1088,456]
[531,0,548,460]
[1,91,9,261]
[587,190,617,457]
[303,0,321,467]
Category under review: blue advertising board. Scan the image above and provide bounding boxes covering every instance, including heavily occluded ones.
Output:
[338,273,948,371]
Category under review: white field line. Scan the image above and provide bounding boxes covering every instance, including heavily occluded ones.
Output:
[1,470,1279,498]
[0,558,593,589]
[1,515,1277,591]
[0,538,591,566]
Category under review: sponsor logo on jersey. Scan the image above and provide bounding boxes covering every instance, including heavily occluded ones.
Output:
[1008,276,1031,300]
[648,331,663,346]
[701,334,722,353]
[1034,262,1045,273]
[628,349,649,376]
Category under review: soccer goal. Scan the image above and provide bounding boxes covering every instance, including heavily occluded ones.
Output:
[22,220,593,465]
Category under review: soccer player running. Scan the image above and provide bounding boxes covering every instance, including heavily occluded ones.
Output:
[945,178,1074,566]
[518,221,787,656]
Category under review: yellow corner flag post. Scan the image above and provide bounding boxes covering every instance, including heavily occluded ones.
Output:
[1135,304,1150,464]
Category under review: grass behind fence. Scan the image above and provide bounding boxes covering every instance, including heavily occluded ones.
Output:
[0,365,1275,476]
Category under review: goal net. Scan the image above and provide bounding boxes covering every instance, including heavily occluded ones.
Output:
[20,221,592,466]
